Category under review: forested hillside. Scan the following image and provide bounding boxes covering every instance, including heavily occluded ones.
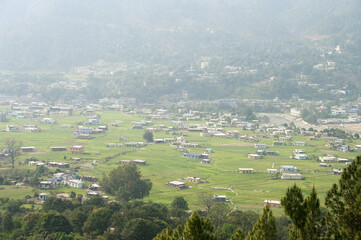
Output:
[0,0,360,70]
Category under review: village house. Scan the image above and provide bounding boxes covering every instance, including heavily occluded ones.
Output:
[39,180,53,189]
[273,141,285,146]
[106,143,122,148]
[77,126,93,135]
[293,141,308,146]
[337,158,349,163]
[254,143,267,149]
[133,159,146,165]
[49,106,73,116]
[184,153,209,159]
[238,168,254,174]
[337,145,350,152]
[38,193,50,201]
[47,162,69,168]
[22,125,40,132]
[181,142,200,148]
[331,169,343,175]
[294,154,307,160]
[279,136,292,141]
[213,133,227,138]
[41,118,56,124]
[65,179,84,188]
[50,146,67,151]
[154,139,165,144]
[28,161,44,166]
[183,176,202,183]
[265,169,278,174]
[76,134,93,139]
[201,159,211,164]
[177,146,185,152]
[319,156,337,163]
[281,173,304,180]
[265,150,278,155]
[293,149,305,154]
[6,125,19,132]
[213,195,227,202]
[53,173,67,182]
[124,142,145,148]
[264,200,281,208]
[205,148,213,154]
[21,146,36,153]
[121,160,132,165]
[61,124,73,128]
[166,181,188,190]
[280,165,297,172]
[89,183,101,191]
[87,191,100,197]
[87,118,100,125]
[69,145,84,154]
[256,150,266,155]
[248,154,263,159]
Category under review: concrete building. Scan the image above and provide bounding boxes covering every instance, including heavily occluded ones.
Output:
[69,145,84,154]
[238,168,254,174]
[281,173,304,180]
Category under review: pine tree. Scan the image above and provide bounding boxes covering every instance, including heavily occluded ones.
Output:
[153,226,183,240]
[183,211,217,240]
[229,228,245,240]
[303,186,322,240]
[246,204,277,240]
[281,184,306,240]
[325,156,361,239]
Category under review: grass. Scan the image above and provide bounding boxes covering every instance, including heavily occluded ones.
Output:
[0,110,360,213]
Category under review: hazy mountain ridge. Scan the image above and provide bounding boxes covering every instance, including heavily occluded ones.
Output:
[0,0,360,70]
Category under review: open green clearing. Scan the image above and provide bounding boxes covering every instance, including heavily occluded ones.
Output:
[1,110,360,214]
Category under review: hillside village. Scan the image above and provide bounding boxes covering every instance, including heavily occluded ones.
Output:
[1,96,360,210]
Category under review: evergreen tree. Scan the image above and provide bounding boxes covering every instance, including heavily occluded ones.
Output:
[1,211,14,233]
[229,228,245,240]
[325,156,361,239]
[171,196,189,210]
[100,164,152,201]
[82,208,111,237]
[303,186,322,240]
[143,130,154,142]
[281,184,306,240]
[36,211,73,235]
[21,212,41,236]
[153,225,183,240]
[183,211,217,240]
[246,204,276,240]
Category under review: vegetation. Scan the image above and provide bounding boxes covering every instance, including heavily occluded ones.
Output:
[0,155,360,239]
[100,164,152,201]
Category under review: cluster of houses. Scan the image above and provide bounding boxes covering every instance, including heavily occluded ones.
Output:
[237,164,304,180]
[39,172,83,190]
[5,124,40,133]
[72,125,108,139]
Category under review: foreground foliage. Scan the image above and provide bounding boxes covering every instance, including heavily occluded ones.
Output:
[0,156,361,239]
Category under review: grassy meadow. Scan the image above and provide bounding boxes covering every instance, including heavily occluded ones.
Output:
[0,110,360,214]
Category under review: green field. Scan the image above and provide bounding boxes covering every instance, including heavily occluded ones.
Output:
[0,110,360,214]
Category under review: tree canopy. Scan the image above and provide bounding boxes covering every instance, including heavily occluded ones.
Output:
[100,164,152,201]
